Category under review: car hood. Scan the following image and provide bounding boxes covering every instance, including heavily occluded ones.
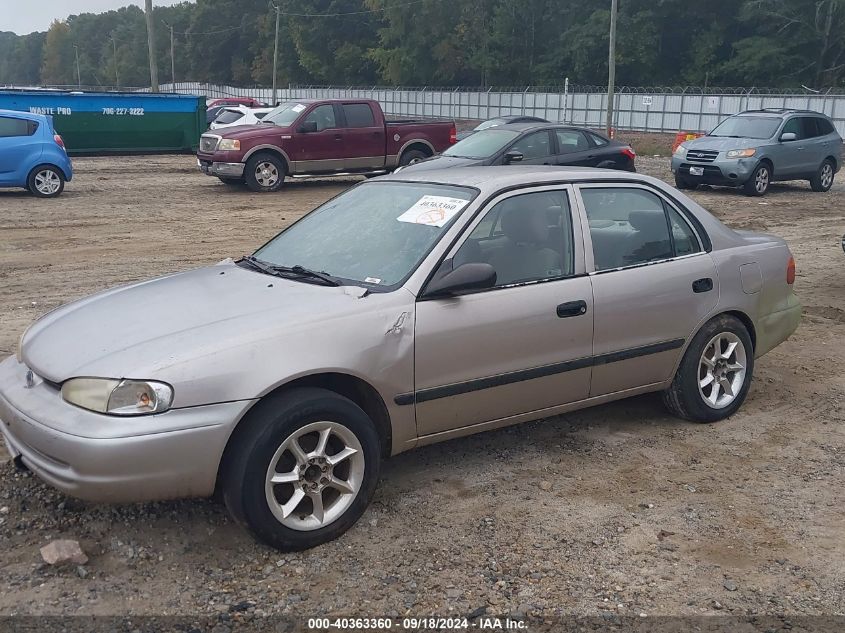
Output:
[215,124,290,139]
[687,136,764,151]
[21,263,377,384]
[400,155,483,172]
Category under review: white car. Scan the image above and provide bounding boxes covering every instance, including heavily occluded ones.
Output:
[210,106,274,130]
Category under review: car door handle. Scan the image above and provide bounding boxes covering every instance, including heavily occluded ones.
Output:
[557,300,588,318]
[692,278,713,293]
[334,134,343,141]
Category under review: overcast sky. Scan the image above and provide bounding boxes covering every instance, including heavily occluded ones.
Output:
[2,0,192,35]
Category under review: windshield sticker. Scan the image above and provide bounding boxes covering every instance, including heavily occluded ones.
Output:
[364,277,382,284]
[396,195,469,228]
[291,104,306,113]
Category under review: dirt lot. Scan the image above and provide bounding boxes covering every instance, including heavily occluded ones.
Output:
[0,153,843,622]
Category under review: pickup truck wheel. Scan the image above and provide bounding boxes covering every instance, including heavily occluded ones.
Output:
[399,149,428,167]
[221,387,380,551]
[810,159,835,192]
[662,315,754,423]
[244,153,286,193]
[27,165,65,198]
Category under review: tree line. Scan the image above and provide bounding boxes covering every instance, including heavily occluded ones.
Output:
[1,0,843,90]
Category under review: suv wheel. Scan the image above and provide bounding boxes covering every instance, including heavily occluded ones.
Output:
[221,388,381,551]
[810,159,835,192]
[244,153,286,193]
[663,315,754,423]
[743,163,771,196]
[674,173,698,191]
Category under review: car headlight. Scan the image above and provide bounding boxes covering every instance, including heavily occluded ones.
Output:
[726,148,756,159]
[61,378,173,416]
[218,139,240,151]
[674,144,687,156]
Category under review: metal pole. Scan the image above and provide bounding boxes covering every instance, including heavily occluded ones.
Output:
[144,0,159,92]
[110,37,119,88]
[272,4,281,106]
[170,24,175,89]
[606,0,618,135]
[73,45,81,88]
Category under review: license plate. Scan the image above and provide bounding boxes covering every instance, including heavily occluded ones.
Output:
[689,166,704,176]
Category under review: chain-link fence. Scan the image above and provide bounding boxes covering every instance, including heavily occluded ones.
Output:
[9,82,845,135]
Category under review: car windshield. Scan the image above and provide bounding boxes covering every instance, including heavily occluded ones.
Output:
[263,102,308,126]
[443,129,521,159]
[709,116,781,139]
[474,118,508,131]
[253,182,477,287]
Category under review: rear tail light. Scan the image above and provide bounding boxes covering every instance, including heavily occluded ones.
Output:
[54,134,66,150]
[786,256,796,285]
[621,147,636,161]
[449,125,457,145]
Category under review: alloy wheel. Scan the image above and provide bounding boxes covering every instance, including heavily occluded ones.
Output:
[821,163,834,189]
[755,167,769,194]
[34,169,62,195]
[698,332,747,409]
[265,421,365,531]
[255,162,280,187]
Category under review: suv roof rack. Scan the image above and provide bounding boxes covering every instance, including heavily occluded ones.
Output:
[740,108,816,115]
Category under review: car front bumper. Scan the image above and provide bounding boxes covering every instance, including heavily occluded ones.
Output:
[0,356,254,502]
[671,155,757,186]
[197,159,245,179]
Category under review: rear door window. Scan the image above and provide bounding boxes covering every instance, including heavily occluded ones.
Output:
[0,116,35,137]
[555,130,590,154]
[800,117,821,138]
[342,103,376,128]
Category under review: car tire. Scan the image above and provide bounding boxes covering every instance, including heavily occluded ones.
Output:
[27,165,65,198]
[743,163,771,196]
[399,149,428,167]
[244,153,286,193]
[674,174,697,191]
[221,387,381,551]
[662,314,755,424]
[810,159,835,192]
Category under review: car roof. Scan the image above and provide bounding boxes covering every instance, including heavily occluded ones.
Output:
[381,165,649,190]
[0,108,44,121]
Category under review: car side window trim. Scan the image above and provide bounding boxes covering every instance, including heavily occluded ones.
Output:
[574,183,709,275]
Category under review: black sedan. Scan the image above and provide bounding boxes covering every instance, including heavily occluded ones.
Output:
[456,115,549,140]
[400,123,636,173]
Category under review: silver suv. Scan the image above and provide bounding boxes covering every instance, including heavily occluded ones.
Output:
[671,109,842,196]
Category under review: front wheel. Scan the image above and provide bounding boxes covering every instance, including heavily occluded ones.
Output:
[743,163,771,196]
[244,153,286,193]
[399,149,428,167]
[663,315,754,423]
[221,388,381,551]
[674,173,697,191]
[810,159,835,192]
[27,165,65,198]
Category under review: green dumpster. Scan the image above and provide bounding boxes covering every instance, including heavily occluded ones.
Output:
[0,89,206,155]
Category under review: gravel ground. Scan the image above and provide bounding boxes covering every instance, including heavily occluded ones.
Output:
[0,154,843,622]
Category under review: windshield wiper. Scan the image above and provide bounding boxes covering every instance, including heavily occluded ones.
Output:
[238,256,340,286]
[274,264,341,286]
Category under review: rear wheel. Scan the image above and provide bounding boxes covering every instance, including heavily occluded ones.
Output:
[244,153,286,193]
[399,149,428,167]
[27,165,65,198]
[810,159,835,192]
[221,388,381,551]
[743,163,771,196]
[663,315,754,423]
[674,173,697,191]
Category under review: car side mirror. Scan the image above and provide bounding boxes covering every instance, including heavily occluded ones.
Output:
[299,121,318,133]
[424,263,497,297]
[503,151,524,164]
[780,132,797,142]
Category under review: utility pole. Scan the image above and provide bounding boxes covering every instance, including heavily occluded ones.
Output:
[110,35,119,88]
[163,21,176,90]
[271,3,281,106]
[145,0,160,93]
[73,44,81,88]
[606,0,618,136]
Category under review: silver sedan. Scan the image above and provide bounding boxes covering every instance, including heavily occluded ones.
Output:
[0,167,801,550]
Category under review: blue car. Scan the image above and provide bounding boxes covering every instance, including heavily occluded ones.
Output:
[0,109,73,198]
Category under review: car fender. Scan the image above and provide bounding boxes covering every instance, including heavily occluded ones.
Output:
[242,144,292,167]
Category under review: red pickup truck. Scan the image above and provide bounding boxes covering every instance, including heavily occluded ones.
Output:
[196,98,456,192]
